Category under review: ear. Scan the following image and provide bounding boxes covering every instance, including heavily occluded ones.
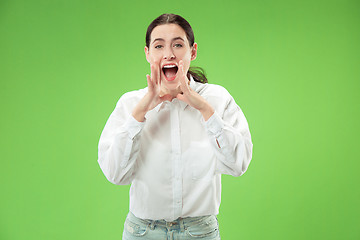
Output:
[190,42,198,61]
[145,46,150,63]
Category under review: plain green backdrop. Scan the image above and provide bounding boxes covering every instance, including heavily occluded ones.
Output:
[1,0,359,239]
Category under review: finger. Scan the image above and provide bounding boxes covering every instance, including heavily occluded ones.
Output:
[152,61,160,85]
[176,93,188,104]
[157,61,162,85]
[177,61,185,87]
[180,60,189,87]
[150,64,155,84]
[179,60,185,76]
[176,60,184,79]
[178,61,190,93]
[146,74,152,89]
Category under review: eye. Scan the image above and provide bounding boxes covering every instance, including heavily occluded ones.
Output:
[155,45,163,49]
[174,43,183,48]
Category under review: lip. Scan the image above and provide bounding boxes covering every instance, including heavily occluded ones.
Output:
[161,62,178,82]
[161,62,178,68]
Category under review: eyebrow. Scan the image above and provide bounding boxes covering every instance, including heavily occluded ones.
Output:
[152,37,185,44]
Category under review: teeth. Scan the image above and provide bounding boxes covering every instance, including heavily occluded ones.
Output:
[163,64,177,68]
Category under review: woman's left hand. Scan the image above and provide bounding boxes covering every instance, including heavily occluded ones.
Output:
[176,60,215,121]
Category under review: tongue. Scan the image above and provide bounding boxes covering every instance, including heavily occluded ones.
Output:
[164,68,177,78]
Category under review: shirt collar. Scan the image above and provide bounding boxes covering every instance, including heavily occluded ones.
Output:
[154,75,198,112]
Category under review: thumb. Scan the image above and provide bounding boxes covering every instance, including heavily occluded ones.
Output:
[176,93,187,103]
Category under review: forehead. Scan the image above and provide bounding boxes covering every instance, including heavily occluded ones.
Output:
[150,24,187,42]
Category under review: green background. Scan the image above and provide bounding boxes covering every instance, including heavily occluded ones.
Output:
[1,0,359,239]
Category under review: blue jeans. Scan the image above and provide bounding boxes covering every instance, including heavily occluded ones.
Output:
[122,212,221,240]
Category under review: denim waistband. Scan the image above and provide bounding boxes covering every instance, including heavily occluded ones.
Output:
[127,211,216,231]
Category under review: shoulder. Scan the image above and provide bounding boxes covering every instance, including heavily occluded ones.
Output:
[113,87,147,113]
[195,82,233,100]
[193,82,240,114]
[116,87,147,106]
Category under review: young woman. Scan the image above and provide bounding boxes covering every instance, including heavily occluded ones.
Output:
[98,13,253,240]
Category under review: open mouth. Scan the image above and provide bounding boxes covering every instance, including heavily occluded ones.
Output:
[162,64,178,81]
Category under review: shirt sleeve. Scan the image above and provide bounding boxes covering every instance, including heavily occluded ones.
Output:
[97,94,145,185]
[205,96,253,177]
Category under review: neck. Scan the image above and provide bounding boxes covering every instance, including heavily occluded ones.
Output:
[160,85,182,98]
[160,78,190,98]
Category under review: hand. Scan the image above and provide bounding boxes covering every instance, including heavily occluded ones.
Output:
[176,60,215,121]
[132,62,172,122]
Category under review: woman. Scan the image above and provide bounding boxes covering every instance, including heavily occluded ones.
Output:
[98,13,253,240]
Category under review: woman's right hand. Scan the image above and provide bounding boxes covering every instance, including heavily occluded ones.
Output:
[132,62,172,122]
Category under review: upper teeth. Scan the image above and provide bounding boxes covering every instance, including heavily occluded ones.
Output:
[163,65,176,68]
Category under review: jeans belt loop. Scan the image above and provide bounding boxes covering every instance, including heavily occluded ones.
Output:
[150,220,156,230]
[179,219,185,232]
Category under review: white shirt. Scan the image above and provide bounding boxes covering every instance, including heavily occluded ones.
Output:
[98,76,253,221]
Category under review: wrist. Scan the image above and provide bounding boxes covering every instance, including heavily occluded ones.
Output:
[200,104,214,121]
[132,106,147,122]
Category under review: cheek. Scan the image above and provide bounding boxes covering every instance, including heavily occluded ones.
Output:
[177,49,191,59]
[177,52,192,68]
[148,52,162,63]
[150,56,160,63]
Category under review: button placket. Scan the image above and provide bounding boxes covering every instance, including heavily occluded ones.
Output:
[170,101,183,219]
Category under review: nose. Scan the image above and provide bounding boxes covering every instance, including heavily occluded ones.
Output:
[163,47,175,60]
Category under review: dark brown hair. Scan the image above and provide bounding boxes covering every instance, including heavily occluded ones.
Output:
[145,13,208,83]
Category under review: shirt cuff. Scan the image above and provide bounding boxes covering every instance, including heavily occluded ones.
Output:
[124,115,146,139]
[205,111,224,138]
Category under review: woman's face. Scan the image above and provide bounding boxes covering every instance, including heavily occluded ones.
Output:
[145,24,197,93]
